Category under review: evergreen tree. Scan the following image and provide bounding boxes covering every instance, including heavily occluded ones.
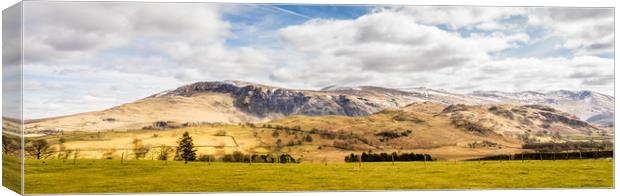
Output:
[176,131,197,164]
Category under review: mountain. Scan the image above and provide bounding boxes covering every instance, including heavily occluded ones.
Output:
[24,80,613,134]
[25,81,424,132]
[153,80,427,117]
[437,103,603,142]
[467,90,614,126]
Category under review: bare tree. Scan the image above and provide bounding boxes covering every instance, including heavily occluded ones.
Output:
[157,145,173,160]
[25,139,55,160]
[132,138,150,159]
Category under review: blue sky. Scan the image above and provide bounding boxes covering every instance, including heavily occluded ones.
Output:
[17,2,614,118]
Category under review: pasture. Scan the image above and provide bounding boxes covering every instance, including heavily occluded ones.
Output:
[23,159,613,194]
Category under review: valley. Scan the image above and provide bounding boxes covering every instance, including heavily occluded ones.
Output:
[2,81,613,163]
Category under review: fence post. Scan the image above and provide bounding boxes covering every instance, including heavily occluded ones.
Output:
[121,152,124,164]
[73,149,79,166]
[358,156,361,168]
[539,154,542,161]
[521,153,524,163]
[391,154,394,166]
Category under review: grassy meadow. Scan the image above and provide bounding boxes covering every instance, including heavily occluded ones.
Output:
[2,155,21,194]
[23,159,613,194]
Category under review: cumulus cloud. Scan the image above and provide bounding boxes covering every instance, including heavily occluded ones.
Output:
[527,7,614,56]
[397,6,525,30]
[23,2,275,81]
[20,1,277,118]
[272,8,613,95]
[13,3,614,118]
[278,10,526,75]
[397,6,613,56]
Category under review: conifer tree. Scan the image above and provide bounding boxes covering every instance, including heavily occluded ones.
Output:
[176,131,197,164]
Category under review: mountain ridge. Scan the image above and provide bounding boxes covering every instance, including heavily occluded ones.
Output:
[22,80,613,134]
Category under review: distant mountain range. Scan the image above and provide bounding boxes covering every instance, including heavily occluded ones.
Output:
[24,80,613,134]
[403,87,614,127]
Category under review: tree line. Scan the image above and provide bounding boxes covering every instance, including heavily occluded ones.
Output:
[522,141,613,152]
[469,150,613,161]
[344,151,434,162]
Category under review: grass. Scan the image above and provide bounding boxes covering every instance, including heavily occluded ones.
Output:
[2,155,22,194]
[23,159,613,194]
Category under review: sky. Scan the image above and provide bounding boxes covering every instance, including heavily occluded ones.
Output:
[10,2,614,119]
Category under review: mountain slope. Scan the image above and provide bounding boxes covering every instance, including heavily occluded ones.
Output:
[25,93,260,132]
[437,104,606,143]
[154,80,426,117]
[466,90,614,126]
[24,80,613,133]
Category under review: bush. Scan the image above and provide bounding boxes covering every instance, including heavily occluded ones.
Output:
[214,130,227,136]
[218,152,298,163]
[272,130,280,137]
[304,135,313,142]
[198,154,215,162]
[276,139,283,148]
[333,140,355,150]
[451,120,492,135]
[375,130,411,141]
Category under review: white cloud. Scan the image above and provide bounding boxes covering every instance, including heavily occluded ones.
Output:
[23,2,275,80]
[273,8,613,95]
[14,3,614,118]
[526,7,614,56]
[395,6,613,56]
[274,10,531,86]
[20,1,277,118]
[278,11,525,73]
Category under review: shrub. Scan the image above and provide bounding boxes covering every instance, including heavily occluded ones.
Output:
[214,130,227,136]
[198,154,215,162]
[451,120,492,135]
[304,135,313,142]
[276,139,283,148]
[272,130,280,137]
[375,130,412,142]
[333,140,354,150]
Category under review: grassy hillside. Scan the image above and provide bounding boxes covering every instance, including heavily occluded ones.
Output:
[35,109,526,162]
[21,102,612,162]
[24,93,262,132]
[24,159,613,193]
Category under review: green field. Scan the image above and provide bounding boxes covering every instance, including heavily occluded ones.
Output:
[2,156,21,194]
[21,159,613,194]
